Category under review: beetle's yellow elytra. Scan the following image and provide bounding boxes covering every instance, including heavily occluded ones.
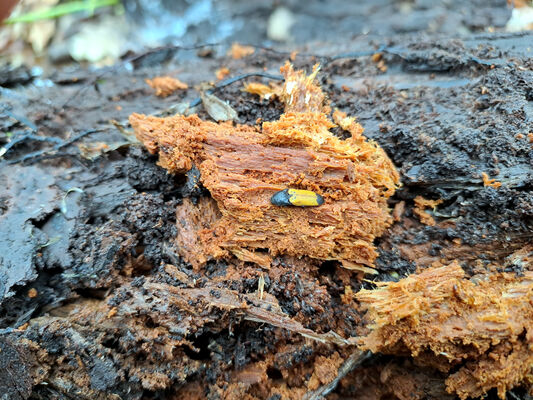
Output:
[271,188,324,207]
[288,189,323,206]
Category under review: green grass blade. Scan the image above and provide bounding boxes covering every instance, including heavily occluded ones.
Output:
[4,0,119,24]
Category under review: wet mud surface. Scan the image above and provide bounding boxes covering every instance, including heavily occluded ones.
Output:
[1,2,532,399]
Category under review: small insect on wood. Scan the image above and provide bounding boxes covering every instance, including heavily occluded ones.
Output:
[270,188,325,207]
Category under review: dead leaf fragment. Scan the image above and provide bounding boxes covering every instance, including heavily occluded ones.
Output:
[68,14,129,65]
[200,92,238,121]
[28,19,56,54]
[78,142,109,160]
[243,82,281,100]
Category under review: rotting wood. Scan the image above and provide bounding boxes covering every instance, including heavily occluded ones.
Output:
[356,259,533,399]
[145,76,188,97]
[130,62,399,270]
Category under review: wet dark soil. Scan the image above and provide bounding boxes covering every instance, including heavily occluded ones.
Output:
[1,1,532,399]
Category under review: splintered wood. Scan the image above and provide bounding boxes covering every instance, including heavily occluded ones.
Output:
[130,63,399,270]
[356,262,533,400]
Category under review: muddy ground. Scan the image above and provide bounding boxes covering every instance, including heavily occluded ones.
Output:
[1,0,533,399]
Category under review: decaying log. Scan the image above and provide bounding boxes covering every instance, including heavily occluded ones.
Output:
[2,25,533,399]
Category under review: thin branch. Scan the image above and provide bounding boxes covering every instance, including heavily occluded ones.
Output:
[3,109,38,131]
[303,350,373,400]
[325,45,387,63]
[189,72,284,108]
[1,132,63,157]
[61,43,222,108]
[6,129,103,165]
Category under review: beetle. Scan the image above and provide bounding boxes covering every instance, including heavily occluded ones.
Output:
[270,188,324,207]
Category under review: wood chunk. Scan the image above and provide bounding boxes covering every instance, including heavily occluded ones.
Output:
[228,43,255,59]
[446,340,533,400]
[356,261,533,399]
[482,171,502,188]
[215,67,230,80]
[130,63,399,269]
[413,195,443,226]
[145,76,188,97]
[279,63,326,113]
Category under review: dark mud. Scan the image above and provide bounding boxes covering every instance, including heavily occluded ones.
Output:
[1,2,532,398]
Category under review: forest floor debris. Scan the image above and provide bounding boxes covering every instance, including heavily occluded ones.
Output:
[1,11,532,398]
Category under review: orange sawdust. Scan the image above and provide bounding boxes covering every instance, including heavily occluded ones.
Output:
[228,43,255,59]
[413,195,443,226]
[216,67,230,80]
[130,62,399,270]
[332,109,365,138]
[106,306,117,319]
[145,76,188,97]
[482,172,502,188]
[356,262,533,399]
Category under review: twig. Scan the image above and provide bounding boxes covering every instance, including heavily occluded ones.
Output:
[303,350,373,400]
[6,129,103,165]
[188,72,284,108]
[1,132,63,157]
[240,44,329,61]
[126,42,221,65]
[376,46,509,70]
[3,109,38,131]
[61,43,222,108]
[325,45,387,63]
